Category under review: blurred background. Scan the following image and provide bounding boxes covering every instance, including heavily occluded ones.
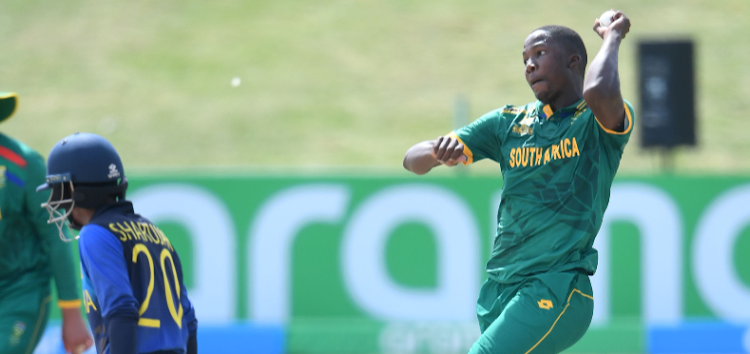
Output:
[2,0,749,353]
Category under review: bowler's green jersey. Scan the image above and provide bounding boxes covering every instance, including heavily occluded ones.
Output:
[0,132,80,308]
[453,99,634,284]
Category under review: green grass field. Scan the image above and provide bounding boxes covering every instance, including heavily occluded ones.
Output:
[0,0,748,175]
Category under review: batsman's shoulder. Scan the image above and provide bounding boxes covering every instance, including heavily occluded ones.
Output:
[80,223,114,242]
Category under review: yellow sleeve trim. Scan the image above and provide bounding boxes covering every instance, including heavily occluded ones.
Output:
[595,103,633,135]
[57,299,82,309]
[447,132,474,165]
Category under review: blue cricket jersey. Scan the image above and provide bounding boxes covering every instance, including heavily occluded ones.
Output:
[79,201,197,354]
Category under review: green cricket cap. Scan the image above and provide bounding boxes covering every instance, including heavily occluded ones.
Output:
[0,92,18,124]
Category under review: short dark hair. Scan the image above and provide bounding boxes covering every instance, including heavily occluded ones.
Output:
[534,25,587,77]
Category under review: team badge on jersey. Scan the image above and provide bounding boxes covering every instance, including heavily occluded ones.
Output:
[519,114,536,126]
[513,114,536,136]
[9,321,25,346]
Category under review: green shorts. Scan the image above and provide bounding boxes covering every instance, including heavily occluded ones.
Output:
[469,270,594,354]
[0,273,51,354]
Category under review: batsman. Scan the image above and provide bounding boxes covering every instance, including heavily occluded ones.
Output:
[404,11,633,354]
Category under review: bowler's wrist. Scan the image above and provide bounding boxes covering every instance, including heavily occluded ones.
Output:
[604,31,623,42]
[61,307,84,320]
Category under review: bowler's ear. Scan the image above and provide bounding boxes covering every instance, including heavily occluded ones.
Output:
[568,54,582,70]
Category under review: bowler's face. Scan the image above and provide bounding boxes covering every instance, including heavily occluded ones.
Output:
[522,31,566,103]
